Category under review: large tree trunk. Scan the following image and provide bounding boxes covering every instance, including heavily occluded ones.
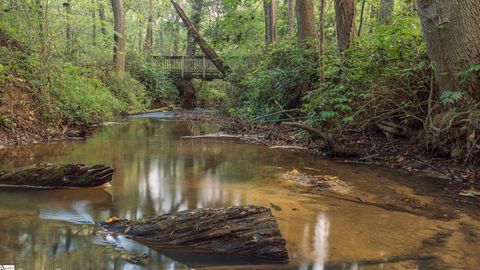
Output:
[285,0,295,36]
[416,0,480,100]
[63,1,72,44]
[186,0,204,56]
[378,0,394,23]
[171,0,231,75]
[0,164,114,188]
[144,0,153,54]
[92,0,97,45]
[334,0,357,53]
[319,0,326,83]
[101,205,289,262]
[264,0,277,44]
[111,0,126,76]
[295,0,316,42]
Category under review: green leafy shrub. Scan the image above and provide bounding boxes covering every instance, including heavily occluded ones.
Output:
[198,80,229,109]
[304,15,428,130]
[232,39,314,118]
[107,72,148,113]
[137,62,178,106]
[46,63,126,125]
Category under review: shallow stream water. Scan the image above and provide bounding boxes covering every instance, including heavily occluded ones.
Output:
[0,114,479,269]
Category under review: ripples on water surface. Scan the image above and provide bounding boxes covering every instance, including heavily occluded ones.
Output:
[0,114,479,269]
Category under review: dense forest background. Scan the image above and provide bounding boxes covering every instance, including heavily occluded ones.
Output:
[0,0,479,163]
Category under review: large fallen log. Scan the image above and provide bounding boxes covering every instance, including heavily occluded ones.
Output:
[101,205,289,262]
[0,163,114,188]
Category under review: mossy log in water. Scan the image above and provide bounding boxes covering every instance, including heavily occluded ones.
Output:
[0,163,114,188]
[101,205,289,262]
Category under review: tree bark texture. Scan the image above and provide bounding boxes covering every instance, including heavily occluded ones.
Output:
[144,0,153,54]
[264,0,277,44]
[416,0,480,100]
[0,164,114,188]
[111,0,126,75]
[286,0,295,36]
[295,0,316,42]
[319,0,326,82]
[170,0,231,75]
[186,0,204,56]
[378,0,394,23]
[334,0,357,53]
[101,205,289,262]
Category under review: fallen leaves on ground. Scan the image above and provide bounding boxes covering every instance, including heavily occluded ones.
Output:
[283,170,352,194]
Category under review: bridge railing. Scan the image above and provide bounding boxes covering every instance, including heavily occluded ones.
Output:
[157,56,223,79]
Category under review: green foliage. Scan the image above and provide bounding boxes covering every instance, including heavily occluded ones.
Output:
[137,62,178,106]
[46,63,126,125]
[198,80,229,109]
[107,72,148,113]
[440,90,464,105]
[304,15,428,129]
[232,39,314,118]
[459,63,480,85]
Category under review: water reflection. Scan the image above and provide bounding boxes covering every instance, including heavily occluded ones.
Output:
[0,118,479,269]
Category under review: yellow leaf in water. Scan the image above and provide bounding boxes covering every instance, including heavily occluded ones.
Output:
[291,169,300,174]
[107,217,120,224]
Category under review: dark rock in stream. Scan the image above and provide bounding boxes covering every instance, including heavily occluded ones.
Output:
[100,205,289,263]
[0,163,114,188]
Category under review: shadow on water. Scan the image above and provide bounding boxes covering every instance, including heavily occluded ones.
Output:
[0,116,479,269]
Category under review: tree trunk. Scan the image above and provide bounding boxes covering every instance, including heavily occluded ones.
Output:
[99,3,107,36]
[319,0,326,83]
[186,0,204,56]
[416,0,480,100]
[144,0,153,54]
[92,0,97,45]
[357,0,366,35]
[334,0,357,53]
[111,0,126,76]
[378,0,394,23]
[63,1,72,58]
[0,164,114,188]
[171,0,231,75]
[295,0,316,42]
[101,205,289,262]
[264,0,277,44]
[286,0,295,36]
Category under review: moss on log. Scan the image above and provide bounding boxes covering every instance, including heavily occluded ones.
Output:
[101,205,289,262]
[0,163,114,188]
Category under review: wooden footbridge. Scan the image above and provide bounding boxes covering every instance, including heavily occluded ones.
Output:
[159,0,231,83]
[158,55,224,80]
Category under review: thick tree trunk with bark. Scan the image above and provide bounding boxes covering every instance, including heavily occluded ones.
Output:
[295,0,316,42]
[319,0,326,82]
[286,0,295,36]
[186,0,204,56]
[144,0,153,54]
[101,205,289,262]
[264,0,277,44]
[111,0,126,75]
[92,0,97,45]
[0,164,114,188]
[171,0,231,75]
[378,0,394,23]
[416,0,480,100]
[334,0,357,53]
